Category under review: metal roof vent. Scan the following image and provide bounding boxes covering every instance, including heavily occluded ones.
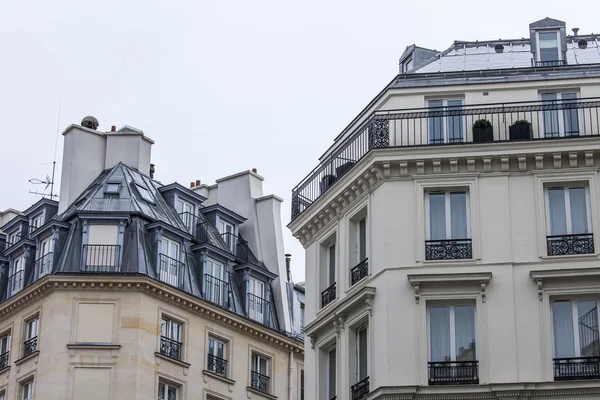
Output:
[578,39,588,49]
[572,28,580,36]
[494,44,504,53]
[81,116,99,130]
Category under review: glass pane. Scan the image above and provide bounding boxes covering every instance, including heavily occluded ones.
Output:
[158,383,165,400]
[328,348,336,398]
[260,357,268,375]
[429,193,446,240]
[552,301,576,358]
[539,32,559,62]
[447,100,464,143]
[168,386,177,400]
[548,188,567,235]
[328,244,336,285]
[562,93,579,136]
[450,192,468,239]
[161,319,167,337]
[577,301,599,357]
[358,218,367,261]
[569,187,588,234]
[208,338,214,355]
[358,328,368,380]
[455,305,476,361]
[428,100,444,144]
[429,307,451,362]
[542,93,560,137]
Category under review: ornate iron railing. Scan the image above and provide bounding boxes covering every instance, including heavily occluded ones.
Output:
[23,336,38,357]
[428,361,479,385]
[8,270,24,294]
[351,259,369,285]
[321,283,336,307]
[36,252,53,277]
[251,370,270,393]
[204,274,229,308]
[351,376,370,400]
[160,335,182,360]
[554,357,600,380]
[425,239,472,260]
[0,351,8,369]
[536,60,567,67]
[158,254,185,288]
[196,221,211,242]
[547,233,594,256]
[82,245,121,272]
[247,293,270,324]
[291,97,600,220]
[207,354,227,377]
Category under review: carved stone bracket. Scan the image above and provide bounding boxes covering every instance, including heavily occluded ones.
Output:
[536,279,543,301]
[365,295,374,315]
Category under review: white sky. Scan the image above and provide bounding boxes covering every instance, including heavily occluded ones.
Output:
[1,1,599,282]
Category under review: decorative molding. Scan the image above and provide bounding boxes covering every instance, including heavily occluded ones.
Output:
[407,272,492,304]
[530,267,600,301]
[553,153,562,169]
[518,155,527,171]
[569,152,578,168]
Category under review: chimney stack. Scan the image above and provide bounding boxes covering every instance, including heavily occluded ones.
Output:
[196,180,201,186]
[572,28,580,36]
[190,182,195,188]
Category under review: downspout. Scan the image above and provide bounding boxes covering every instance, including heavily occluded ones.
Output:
[288,350,294,400]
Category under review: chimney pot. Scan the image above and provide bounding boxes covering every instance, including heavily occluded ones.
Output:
[572,28,580,36]
[252,168,257,173]
[111,125,116,132]
[190,181,195,188]
[196,180,201,186]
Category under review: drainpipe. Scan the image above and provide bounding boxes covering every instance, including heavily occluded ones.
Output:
[288,350,294,400]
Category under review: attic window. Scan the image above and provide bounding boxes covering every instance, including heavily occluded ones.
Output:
[403,57,414,73]
[135,184,154,204]
[105,182,121,195]
[537,31,561,65]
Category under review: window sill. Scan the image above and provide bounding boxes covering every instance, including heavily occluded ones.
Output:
[540,253,598,260]
[203,369,235,385]
[246,386,277,400]
[421,258,479,266]
[155,352,190,368]
[14,350,39,366]
[67,343,121,350]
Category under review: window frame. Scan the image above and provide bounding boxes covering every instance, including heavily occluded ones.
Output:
[426,98,466,144]
[207,335,228,377]
[326,345,337,400]
[426,302,478,363]
[10,255,25,295]
[536,30,562,63]
[250,350,272,393]
[544,183,592,236]
[104,182,121,195]
[157,381,178,400]
[425,190,471,240]
[550,298,600,359]
[134,183,155,204]
[30,213,44,231]
[356,324,369,383]
[540,91,581,138]
[21,380,34,400]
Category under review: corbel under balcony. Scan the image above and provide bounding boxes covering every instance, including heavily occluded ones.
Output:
[407,272,492,304]
[530,267,600,301]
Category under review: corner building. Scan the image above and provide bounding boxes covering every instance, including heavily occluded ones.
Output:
[289,17,600,400]
[0,119,304,399]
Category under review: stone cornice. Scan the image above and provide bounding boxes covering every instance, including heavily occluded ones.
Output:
[0,275,303,355]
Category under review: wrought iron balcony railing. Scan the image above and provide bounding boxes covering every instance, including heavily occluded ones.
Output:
[8,270,24,294]
[204,274,229,308]
[247,293,270,324]
[291,97,600,220]
[36,252,53,278]
[23,336,38,357]
[351,376,370,400]
[547,233,594,256]
[159,335,182,360]
[158,254,185,289]
[351,258,369,285]
[554,357,600,380]
[219,233,260,265]
[428,361,479,385]
[321,283,336,308]
[0,352,8,370]
[207,354,228,377]
[82,245,121,272]
[251,370,270,393]
[425,239,472,260]
[536,60,567,67]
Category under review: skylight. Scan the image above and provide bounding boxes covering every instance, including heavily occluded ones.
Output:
[135,184,154,204]
[105,182,121,195]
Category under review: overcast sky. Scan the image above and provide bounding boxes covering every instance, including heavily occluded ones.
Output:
[1,1,598,282]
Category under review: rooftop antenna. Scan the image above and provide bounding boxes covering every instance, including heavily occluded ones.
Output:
[29,101,61,199]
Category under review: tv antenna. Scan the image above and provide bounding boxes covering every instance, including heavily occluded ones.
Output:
[29,101,61,200]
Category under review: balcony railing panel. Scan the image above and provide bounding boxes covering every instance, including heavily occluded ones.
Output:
[207,354,228,377]
[204,274,229,308]
[351,259,369,286]
[247,293,270,325]
[428,361,479,385]
[158,254,185,289]
[425,239,472,260]
[0,352,8,370]
[291,98,600,220]
[23,336,38,357]
[547,233,594,256]
[536,60,567,67]
[251,371,270,393]
[554,357,600,380]
[351,376,370,400]
[36,252,53,278]
[321,283,336,308]
[82,245,121,272]
[160,336,182,360]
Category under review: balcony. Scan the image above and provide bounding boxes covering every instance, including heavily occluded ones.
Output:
[351,377,370,400]
[291,97,600,220]
[207,354,227,377]
[425,239,472,260]
[204,274,229,308]
[0,351,8,370]
[351,259,368,286]
[82,245,121,272]
[158,254,185,289]
[178,211,197,234]
[428,361,479,385]
[321,283,336,307]
[23,336,38,357]
[547,233,594,256]
[251,371,270,393]
[247,293,270,324]
[159,336,182,361]
[36,252,53,277]
[554,357,600,380]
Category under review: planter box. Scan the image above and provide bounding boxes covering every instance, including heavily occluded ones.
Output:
[509,124,532,140]
[473,126,493,143]
[336,161,355,178]
[320,175,336,194]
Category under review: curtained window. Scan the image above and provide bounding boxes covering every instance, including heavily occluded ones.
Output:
[546,185,590,235]
[429,305,476,362]
[428,191,469,240]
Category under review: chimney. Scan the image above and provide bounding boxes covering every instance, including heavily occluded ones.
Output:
[195,179,201,187]
[111,125,116,132]
[190,181,195,188]
[572,28,580,36]
[252,168,257,173]
[285,254,292,283]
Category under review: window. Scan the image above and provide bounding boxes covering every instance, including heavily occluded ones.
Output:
[176,199,194,232]
[22,381,34,400]
[428,304,478,385]
[207,336,227,377]
[251,353,270,393]
[135,184,155,204]
[248,278,267,323]
[356,326,368,383]
[426,191,472,260]
[159,238,181,287]
[327,347,337,400]
[10,255,25,294]
[542,92,579,137]
[546,185,593,256]
[218,219,236,253]
[24,317,39,357]
[38,237,53,277]
[30,214,44,232]
[160,317,182,360]
[428,99,464,144]
[537,31,560,64]
[204,259,226,307]
[105,182,121,195]
[403,57,413,73]
[0,332,10,369]
[8,230,20,246]
[320,239,337,307]
[157,381,177,400]
[351,214,368,285]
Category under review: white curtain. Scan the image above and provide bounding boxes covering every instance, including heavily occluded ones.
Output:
[552,301,575,358]
[548,188,567,235]
[569,188,588,234]
[428,100,444,144]
[455,305,476,361]
[429,194,446,240]
[450,192,468,239]
[430,307,451,362]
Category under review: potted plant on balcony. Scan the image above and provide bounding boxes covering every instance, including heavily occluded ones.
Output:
[509,120,533,140]
[472,119,493,143]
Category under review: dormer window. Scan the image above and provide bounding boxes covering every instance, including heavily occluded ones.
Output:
[30,213,44,233]
[537,31,561,66]
[105,182,121,195]
[176,199,194,232]
[218,219,236,253]
[403,56,414,73]
[135,184,155,204]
